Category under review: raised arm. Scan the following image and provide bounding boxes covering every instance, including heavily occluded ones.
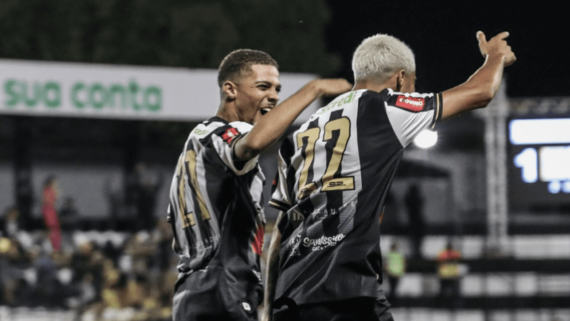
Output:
[234,79,351,161]
[441,31,516,120]
[260,211,286,321]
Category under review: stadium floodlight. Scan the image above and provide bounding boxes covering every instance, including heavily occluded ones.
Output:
[414,129,438,149]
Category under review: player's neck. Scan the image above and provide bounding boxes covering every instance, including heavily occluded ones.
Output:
[353,81,395,93]
[353,72,400,93]
[216,102,241,123]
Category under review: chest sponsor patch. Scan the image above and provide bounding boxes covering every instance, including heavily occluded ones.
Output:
[395,95,425,111]
[222,127,240,145]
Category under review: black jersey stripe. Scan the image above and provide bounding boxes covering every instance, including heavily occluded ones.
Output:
[299,118,320,192]
[322,109,346,236]
[275,136,297,206]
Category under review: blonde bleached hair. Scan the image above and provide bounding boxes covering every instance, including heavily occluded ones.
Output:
[352,34,416,82]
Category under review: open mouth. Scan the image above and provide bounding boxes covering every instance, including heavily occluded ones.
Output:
[260,107,273,116]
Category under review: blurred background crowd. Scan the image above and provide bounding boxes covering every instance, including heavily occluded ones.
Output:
[1,203,176,321]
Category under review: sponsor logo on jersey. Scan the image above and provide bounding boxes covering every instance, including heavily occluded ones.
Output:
[222,127,240,144]
[302,233,345,251]
[327,181,346,188]
[313,91,356,118]
[395,95,425,111]
[191,128,209,136]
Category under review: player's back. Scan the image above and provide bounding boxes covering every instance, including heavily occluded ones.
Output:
[270,88,441,305]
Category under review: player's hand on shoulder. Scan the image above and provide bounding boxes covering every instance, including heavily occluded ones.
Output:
[311,78,352,97]
[477,31,516,67]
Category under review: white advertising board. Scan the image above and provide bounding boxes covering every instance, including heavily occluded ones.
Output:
[0,59,320,123]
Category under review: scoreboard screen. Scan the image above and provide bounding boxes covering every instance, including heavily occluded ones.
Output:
[508,118,570,211]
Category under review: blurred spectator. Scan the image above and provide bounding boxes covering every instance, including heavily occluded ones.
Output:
[123,231,156,280]
[34,249,62,307]
[384,242,406,305]
[0,236,32,306]
[1,206,22,238]
[151,219,174,272]
[79,273,97,304]
[59,197,80,232]
[71,241,105,302]
[404,183,425,259]
[134,163,164,231]
[42,176,62,251]
[102,239,123,268]
[101,259,128,309]
[148,219,176,300]
[104,177,126,230]
[437,241,462,309]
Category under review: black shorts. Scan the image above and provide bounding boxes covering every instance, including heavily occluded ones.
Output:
[274,296,394,321]
[172,266,261,321]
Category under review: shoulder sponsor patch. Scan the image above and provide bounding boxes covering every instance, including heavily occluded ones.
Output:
[222,127,240,145]
[395,95,425,112]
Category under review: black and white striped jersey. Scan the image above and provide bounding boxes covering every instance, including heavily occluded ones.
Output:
[167,116,265,284]
[269,88,442,305]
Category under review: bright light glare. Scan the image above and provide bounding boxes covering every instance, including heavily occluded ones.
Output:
[414,129,438,148]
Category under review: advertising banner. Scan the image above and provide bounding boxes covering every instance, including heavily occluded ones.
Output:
[0,59,319,123]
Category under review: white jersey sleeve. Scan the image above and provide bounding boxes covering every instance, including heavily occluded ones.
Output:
[384,89,442,147]
[209,121,259,176]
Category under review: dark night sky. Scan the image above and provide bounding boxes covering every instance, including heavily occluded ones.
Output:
[326,0,568,98]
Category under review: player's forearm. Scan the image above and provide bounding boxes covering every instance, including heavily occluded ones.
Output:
[262,253,279,320]
[235,81,322,161]
[465,53,506,102]
[262,223,283,321]
[441,53,506,120]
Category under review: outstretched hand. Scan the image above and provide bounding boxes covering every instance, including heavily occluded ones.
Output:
[477,31,516,67]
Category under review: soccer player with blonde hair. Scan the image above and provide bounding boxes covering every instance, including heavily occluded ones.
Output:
[263,31,515,321]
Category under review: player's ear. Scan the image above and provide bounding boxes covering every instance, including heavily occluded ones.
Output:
[223,80,238,101]
[394,70,405,92]
[397,70,406,90]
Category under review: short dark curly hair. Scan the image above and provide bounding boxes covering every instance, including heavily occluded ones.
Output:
[217,49,278,88]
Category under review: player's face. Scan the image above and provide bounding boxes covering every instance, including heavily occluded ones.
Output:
[400,72,416,93]
[234,64,281,125]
